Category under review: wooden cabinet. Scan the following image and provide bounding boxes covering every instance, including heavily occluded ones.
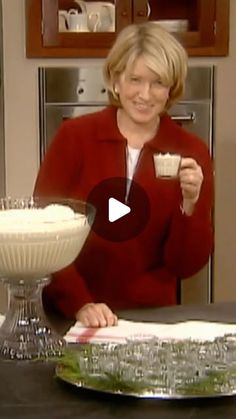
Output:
[25,0,229,58]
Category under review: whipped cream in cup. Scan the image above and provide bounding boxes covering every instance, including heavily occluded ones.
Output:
[153,153,181,178]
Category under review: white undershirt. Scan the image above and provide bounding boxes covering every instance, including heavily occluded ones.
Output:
[125,145,141,202]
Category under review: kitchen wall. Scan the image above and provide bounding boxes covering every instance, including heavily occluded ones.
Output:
[0,0,236,311]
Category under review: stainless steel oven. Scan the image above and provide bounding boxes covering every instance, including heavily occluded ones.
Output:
[38,65,214,305]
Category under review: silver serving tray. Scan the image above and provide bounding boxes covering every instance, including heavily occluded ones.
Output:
[55,342,236,399]
[55,365,236,399]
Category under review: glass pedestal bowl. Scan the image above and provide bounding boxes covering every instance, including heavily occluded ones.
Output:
[0,197,95,360]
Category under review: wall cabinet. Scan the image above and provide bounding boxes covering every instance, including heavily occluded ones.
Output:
[26,0,229,58]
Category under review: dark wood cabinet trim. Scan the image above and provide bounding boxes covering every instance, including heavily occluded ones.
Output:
[214,0,230,55]
[187,0,230,56]
[132,0,150,23]
[42,0,59,46]
[197,0,215,46]
[116,0,132,30]
[25,0,43,57]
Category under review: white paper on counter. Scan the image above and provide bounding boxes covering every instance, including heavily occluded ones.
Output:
[64,319,236,344]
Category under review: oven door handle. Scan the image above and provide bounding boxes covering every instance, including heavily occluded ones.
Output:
[171,112,196,123]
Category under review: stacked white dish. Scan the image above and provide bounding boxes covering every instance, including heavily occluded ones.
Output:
[154,19,189,32]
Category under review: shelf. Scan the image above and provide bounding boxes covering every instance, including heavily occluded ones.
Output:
[25,0,230,58]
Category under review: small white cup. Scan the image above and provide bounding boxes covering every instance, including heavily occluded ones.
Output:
[67,9,89,32]
[153,153,181,178]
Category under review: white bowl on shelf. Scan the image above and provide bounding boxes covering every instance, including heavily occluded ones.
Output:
[154,19,189,33]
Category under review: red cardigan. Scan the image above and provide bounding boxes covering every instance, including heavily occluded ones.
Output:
[34,106,214,318]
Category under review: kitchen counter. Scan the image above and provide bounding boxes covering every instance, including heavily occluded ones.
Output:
[1,301,236,419]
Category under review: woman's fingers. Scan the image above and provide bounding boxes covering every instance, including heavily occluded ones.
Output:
[76,303,118,327]
[100,303,118,326]
[179,158,203,203]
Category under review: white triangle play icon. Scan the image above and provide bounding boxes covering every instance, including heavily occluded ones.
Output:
[108,197,131,223]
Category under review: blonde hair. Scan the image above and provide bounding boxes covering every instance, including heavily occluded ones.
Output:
[103,22,188,109]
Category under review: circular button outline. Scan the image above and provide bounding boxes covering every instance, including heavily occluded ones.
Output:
[86,177,150,242]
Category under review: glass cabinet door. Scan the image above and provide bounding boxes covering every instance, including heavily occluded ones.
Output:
[25,0,229,57]
[41,0,133,51]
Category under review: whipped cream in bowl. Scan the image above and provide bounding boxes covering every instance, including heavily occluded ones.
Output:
[0,198,95,280]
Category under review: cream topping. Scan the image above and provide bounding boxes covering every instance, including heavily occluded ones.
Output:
[0,204,87,233]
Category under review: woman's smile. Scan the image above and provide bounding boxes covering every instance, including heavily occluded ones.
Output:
[115,56,170,127]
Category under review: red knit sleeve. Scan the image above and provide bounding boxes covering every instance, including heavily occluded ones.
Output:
[42,264,93,318]
[163,141,214,278]
[34,120,94,319]
[34,121,80,197]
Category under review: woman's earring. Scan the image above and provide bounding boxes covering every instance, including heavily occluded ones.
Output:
[114,85,119,95]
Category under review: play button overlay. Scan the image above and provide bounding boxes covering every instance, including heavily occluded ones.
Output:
[108,198,131,222]
[87,177,150,242]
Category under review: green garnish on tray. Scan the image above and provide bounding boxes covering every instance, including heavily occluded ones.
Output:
[55,340,236,398]
[56,347,155,395]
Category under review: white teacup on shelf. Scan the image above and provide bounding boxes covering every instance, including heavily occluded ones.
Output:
[77,1,115,32]
[153,153,181,178]
[66,9,89,32]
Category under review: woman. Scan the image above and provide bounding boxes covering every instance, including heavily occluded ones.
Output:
[34,22,214,327]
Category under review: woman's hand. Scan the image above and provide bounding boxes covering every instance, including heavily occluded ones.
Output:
[76,303,118,327]
[179,157,203,216]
